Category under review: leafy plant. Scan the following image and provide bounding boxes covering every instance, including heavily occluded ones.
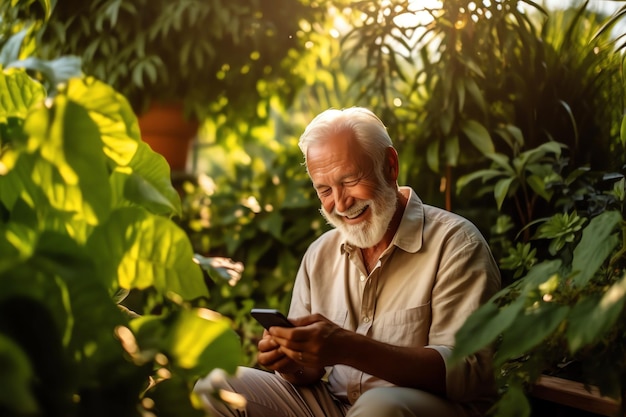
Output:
[0,0,81,92]
[337,1,623,216]
[452,207,626,417]
[0,68,241,415]
[36,0,326,122]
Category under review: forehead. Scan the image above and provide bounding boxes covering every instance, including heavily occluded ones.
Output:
[306,130,369,182]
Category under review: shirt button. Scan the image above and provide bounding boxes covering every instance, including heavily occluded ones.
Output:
[359,274,366,282]
[351,392,359,399]
[363,316,370,323]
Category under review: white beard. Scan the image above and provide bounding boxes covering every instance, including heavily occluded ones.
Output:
[321,183,398,248]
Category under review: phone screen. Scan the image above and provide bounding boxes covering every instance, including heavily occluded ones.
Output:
[251,308,294,329]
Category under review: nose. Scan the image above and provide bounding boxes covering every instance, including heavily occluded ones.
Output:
[332,187,352,214]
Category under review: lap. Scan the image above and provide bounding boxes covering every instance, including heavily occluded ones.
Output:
[194,367,471,417]
[194,367,347,417]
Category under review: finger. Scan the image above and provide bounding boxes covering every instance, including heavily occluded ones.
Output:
[258,336,279,353]
[269,327,310,344]
[258,347,286,368]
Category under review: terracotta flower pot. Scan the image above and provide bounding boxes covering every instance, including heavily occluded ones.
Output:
[137,102,199,172]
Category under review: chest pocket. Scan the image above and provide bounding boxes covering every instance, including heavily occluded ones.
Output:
[369,302,431,347]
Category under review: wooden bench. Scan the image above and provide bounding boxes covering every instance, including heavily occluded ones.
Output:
[531,375,621,416]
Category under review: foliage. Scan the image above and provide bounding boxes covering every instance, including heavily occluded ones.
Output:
[0,0,81,92]
[339,0,623,213]
[439,3,626,414]
[0,68,241,416]
[452,205,626,416]
[36,0,327,122]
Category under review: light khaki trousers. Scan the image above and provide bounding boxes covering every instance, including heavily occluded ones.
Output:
[193,367,469,417]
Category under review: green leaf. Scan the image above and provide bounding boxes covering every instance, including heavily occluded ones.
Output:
[571,211,621,286]
[567,274,626,353]
[486,153,515,174]
[452,296,525,363]
[0,29,29,66]
[168,309,240,375]
[463,77,487,115]
[494,177,515,210]
[131,309,241,376]
[495,124,525,150]
[456,168,502,193]
[495,302,569,367]
[460,119,494,155]
[24,96,112,228]
[426,140,440,173]
[491,384,531,417]
[66,77,141,166]
[9,56,82,89]
[444,135,460,166]
[453,260,562,362]
[124,142,181,216]
[0,334,37,414]
[0,69,46,123]
[87,207,207,300]
[526,174,552,201]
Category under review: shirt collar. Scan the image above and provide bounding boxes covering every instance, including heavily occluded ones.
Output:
[339,186,424,255]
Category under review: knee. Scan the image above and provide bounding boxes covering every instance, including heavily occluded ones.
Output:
[348,388,409,417]
[193,368,244,417]
[194,368,231,394]
[347,387,462,417]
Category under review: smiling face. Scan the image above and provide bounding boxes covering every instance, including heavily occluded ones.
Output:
[307,129,399,249]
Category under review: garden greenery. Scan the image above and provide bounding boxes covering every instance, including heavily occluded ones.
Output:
[0,68,241,416]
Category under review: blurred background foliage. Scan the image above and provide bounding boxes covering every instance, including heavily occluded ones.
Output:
[2,0,626,415]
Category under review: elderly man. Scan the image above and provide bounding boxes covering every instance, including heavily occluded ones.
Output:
[194,107,501,417]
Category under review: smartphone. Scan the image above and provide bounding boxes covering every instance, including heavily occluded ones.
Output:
[251,308,295,329]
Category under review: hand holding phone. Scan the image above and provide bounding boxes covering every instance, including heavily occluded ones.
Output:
[251,308,294,330]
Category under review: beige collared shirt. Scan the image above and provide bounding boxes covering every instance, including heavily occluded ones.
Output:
[289,186,501,407]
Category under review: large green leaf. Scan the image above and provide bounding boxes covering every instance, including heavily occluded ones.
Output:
[567,274,626,353]
[131,309,240,377]
[124,142,181,216]
[452,296,525,363]
[452,260,562,362]
[87,207,208,300]
[66,77,140,167]
[495,302,569,367]
[571,211,621,287]
[460,119,494,155]
[24,97,112,228]
[0,69,46,124]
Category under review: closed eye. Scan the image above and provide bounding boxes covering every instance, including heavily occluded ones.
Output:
[317,187,331,197]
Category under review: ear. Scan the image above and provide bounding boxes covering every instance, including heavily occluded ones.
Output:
[386,146,399,182]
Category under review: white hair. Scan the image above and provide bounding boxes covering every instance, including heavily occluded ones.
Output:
[298,107,394,180]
